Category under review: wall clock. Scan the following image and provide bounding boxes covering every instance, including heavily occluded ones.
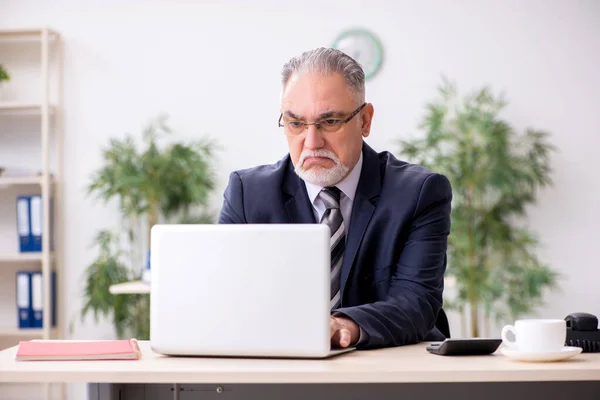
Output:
[332,28,384,80]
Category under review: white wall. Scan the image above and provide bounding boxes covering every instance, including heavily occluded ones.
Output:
[1,0,599,398]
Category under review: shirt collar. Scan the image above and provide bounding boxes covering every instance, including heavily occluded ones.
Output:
[304,151,363,204]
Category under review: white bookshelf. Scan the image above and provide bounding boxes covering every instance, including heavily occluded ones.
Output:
[0,102,56,112]
[0,327,49,337]
[0,29,60,39]
[0,27,63,400]
[0,175,56,185]
[0,176,43,186]
[0,253,53,262]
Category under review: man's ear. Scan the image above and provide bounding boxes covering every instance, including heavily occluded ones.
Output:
[361,103,374,138]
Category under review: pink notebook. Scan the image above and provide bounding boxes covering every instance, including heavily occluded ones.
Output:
[15,339,141,361]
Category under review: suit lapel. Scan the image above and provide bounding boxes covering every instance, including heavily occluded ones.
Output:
[284,189,315,223]
[283,158,316,224]
[340,143,382,299]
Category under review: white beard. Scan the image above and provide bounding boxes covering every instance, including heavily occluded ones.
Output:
[294,149,349,187]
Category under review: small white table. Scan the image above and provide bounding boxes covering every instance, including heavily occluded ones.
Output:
[1,341,599,400]
[108,281,150,295]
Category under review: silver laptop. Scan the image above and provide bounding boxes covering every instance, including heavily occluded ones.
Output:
[149,224,355,358]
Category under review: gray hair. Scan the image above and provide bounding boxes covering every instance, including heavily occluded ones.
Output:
[281,47,365,102]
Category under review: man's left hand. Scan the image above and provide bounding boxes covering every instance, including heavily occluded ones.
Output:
[330,315,360,348]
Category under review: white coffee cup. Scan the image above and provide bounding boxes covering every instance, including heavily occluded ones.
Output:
[501,319,566,353]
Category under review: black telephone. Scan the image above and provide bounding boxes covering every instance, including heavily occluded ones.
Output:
[565,312,600,352]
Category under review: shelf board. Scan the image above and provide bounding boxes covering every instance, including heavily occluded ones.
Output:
[109,280,151,295]
[0,102,56,112]
[0,176,43,186]
[0,328,45,337]
[0,29,59,39]
[0,253,54,263]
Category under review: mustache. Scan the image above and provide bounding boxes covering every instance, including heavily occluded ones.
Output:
[299,149,340,166]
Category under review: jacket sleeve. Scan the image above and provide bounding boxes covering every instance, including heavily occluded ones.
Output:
[334,173,452,349]
[217,171,247,224]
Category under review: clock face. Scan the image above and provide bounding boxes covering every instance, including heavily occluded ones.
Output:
[332,28,384,80]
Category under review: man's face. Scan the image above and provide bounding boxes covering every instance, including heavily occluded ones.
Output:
[280,71,374,187]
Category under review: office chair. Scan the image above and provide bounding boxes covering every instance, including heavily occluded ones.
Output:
[436,308,451,338]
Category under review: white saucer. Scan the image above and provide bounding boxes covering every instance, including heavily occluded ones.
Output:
[500,346,582,362]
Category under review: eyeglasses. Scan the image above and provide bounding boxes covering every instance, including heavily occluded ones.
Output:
[278,103,367,136]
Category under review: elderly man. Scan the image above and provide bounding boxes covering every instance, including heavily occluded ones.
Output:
[218,48,452,350]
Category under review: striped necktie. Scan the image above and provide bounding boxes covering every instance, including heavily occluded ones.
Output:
[319,187,344,310]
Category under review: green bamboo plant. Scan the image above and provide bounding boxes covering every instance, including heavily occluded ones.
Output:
[398,77,560,337]
[80,114,217,339]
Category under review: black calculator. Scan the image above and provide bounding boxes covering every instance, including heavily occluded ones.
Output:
[426,338,503,356]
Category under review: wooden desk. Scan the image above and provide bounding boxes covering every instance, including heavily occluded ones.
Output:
[1,341,599,400]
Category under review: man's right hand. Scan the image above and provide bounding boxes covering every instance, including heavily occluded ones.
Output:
[330,316,359,348]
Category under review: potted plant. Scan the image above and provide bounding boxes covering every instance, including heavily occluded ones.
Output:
[397,77,560,337]
[80,114,217,339]
[0,64,11,101]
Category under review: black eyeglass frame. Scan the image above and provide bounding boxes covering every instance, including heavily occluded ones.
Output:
[278,102,367,132]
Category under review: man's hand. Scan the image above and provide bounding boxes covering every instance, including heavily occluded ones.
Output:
[330,315,360,348]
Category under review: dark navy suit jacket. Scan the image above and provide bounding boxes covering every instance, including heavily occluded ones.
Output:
[218,142,452,349]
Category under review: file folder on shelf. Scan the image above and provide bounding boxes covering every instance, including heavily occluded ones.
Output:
[16,196,33,253]
[16,194,54,253]
[30,195,42,252]
[16,272,33,328]
[31,271,57,328]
